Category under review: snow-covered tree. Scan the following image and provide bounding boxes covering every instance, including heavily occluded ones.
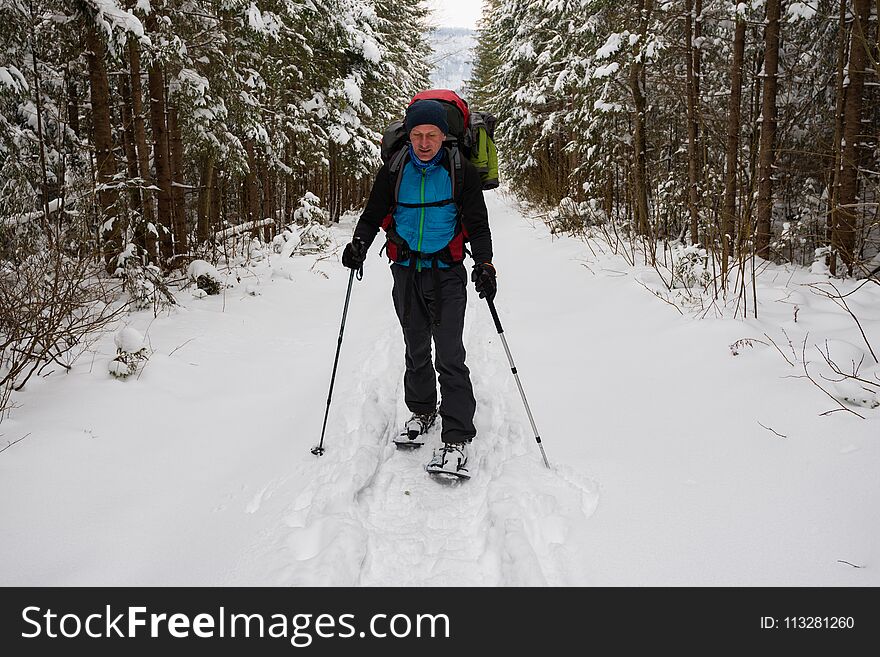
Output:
[470,0,879,284]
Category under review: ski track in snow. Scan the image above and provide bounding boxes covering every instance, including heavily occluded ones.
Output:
[253,199,599,586]
[354,310,599,586]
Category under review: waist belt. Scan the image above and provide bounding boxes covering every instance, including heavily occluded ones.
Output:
[382,224,462,329]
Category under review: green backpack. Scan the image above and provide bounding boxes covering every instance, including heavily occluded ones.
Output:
[468,111,499,190]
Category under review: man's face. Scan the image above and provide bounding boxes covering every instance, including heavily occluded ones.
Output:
[409,124,445,162]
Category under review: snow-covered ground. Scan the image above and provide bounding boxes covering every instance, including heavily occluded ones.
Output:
[1,191,878,586]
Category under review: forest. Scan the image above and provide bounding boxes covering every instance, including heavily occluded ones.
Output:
[469,0,879,289]
[0,0,432,412]
[1,0,878,414]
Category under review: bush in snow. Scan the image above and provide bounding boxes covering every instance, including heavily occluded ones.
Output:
[115,245,177,312]
[669,243,711,290]
[811,246,832,276]
[771,219,812,264]
[187,259,225,295]
[298,223,333,252]
[272,226,302,258]
[293,192,328,225]
[548,197,604,235]
[109,327,149,379]
[291,193,332,253]
[1,251,125,419]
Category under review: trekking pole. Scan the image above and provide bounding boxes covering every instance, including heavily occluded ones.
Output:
[486,297,550,469]
[312,266,359,456]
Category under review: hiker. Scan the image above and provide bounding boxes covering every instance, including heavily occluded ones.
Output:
[342,98,496,477]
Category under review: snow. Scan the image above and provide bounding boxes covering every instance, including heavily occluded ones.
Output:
[89,0,144,41]
[359,36,382,64]
[329,124,351,145]
[786,2,817,21]
[342,76,361,107]
[0,194,878,586]
[593,62,619,79]
[0,65,28,93]
[596,33,622,60]
[114,327,146,353]
[593,98,621,112]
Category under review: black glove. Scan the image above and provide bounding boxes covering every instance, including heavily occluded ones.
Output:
[471,262,497,300]
[342,238,367,270]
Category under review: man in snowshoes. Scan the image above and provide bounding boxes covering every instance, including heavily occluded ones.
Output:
[342,98,496,478]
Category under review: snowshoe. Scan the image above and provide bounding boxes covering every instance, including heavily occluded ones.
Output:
[393,409,437,448]
[425,441,471,479]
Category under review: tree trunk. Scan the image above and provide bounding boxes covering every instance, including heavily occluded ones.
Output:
[28,0,53,245]
[167,103,188,255]
[755,0,782,260]
[119,72,142,217]
[212,169,222,230]
[329,142,339,222]
[285,143,296,222]
[629,0,654,246]
[85,19,120,272]
[685,0,700,245]
[66,64,80,138]
[243,140,261,226]
[197,156,214,244]
[833,0,872,275]
[693,0,704,174]
[127,39,157,261]
[261,160,274,240]
[827,0,848,275]
[722,12,746,282]
[147,61,173,262]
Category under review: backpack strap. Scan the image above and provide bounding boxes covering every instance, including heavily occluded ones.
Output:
[396,198,456,209]
[388,146,409,209]
[388,144,464,210]
[447,144,464,208]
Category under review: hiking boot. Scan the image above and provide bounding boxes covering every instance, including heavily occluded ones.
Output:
[404,409,437,438]
[394,409,438,448]
[426,441,470,478]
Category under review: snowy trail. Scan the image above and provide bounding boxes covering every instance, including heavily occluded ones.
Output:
[3,190,877,587]
[229,192,599,586]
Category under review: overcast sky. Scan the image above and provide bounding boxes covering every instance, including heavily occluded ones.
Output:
[428,0,484,29]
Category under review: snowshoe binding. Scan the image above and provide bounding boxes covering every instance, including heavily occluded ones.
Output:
[393,409,437,448]
[425,441,471,480]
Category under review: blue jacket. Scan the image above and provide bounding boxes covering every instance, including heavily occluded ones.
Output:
[353,148,493,268]
[394,159,458,269]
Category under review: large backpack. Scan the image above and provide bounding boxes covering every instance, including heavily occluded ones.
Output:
[378,90,498,327]
[380,89,499,190]
[378,89,499,263]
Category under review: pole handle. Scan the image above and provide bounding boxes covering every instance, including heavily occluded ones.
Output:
[487,297,503,334]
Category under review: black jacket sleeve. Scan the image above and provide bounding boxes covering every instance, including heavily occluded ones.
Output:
[459,159,493,265]
[352,162,394,250]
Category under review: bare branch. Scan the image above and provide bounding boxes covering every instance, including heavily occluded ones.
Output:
[757,421,786,438]
[805,282,878,363]
[799,338,866,419]
[0,433,31,455]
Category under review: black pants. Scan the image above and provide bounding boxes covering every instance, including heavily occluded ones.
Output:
[391,263,477,444]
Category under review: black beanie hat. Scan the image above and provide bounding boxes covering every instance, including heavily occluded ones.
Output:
[405,99,449,135]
